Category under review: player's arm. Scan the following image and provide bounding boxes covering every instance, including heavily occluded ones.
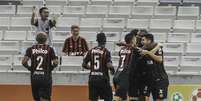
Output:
[50,48,59,70]
[21,48,31,71]
[106,51,115,75]
[31,6,37,26]
[82,51,91,69]
[149,43,162,54]
[141,48,163,63]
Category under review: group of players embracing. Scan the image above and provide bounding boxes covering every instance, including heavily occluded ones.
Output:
[82,29,169,101]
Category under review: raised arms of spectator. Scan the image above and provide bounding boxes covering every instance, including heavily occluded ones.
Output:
[31,6,37,26]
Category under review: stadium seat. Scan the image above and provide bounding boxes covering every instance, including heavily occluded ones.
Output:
[0,41,19,55]
[183,0,201,4]
[10,17,31,30]
[80,31,97,41]
[13,55,28,71]
[105,32,121,41]
[127,19,149,30]
[159,0,182,6]
[0,31,3,40]
[90,0,112,5]
[45,0,67,5]
[86,5,108,18]
[153,6,176,19]
[113,0,134,5]
[132,6,154,19]
[164,56,180,71]
[47,6,62,15]
[0,55,12,70]
[120,31,127,41]
[173,20,195,33]
[180,56,201,71]
[56,17,80,31]
[52,31,71,41]
[21,41,33,55]
[195,20,201,32]
[22,0,44,5]
[17,5,38,17]
[0,17,9,30]
[63,6,85,17]
[4,31,26,41]
[136,0,159,6]
[152,32,167,43]
[53,42,64,56]
[177,6,199,20]
[103,18,125,32]
[80,18,103,31]
[163,43,185,55]
[0,5,15,17]
[191,33,201,42]
[167,33,190,43]
[27,31,35,41]
[150,19,172,32]
[186,43,201,55]
[108,6,131,18]
[68,0,89,6]
[61,56,83,71]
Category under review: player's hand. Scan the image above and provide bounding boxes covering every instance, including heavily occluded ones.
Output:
[32,6,36,14]
[140,50,149,55]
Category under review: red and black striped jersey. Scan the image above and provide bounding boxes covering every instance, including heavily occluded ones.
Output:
[117,46,133,72]
[83,46,112,78]
[62,36,89,56]
[25,44,57,76]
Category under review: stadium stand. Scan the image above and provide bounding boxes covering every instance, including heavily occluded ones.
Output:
[1,0,201,94]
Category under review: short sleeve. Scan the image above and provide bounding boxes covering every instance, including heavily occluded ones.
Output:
[50,47,57,60]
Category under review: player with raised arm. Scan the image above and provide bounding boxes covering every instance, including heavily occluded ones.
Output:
[22,33,58,101]
[82,33,115,101]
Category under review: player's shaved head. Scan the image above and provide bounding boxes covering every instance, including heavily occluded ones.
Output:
[96,32,106,45]
[36,32,47,44]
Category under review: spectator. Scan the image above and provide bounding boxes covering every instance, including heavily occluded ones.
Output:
[62,25,89,56]
[31,6,56,46]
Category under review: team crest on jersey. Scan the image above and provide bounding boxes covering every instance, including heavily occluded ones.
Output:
[171,92,183,101]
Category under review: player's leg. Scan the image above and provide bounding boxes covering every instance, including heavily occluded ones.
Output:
[151,80,168,101]
[31,78,41,101]
[89,77,99,101]
[128,75,139,101]
[101,79,113,101]
[39,78,52,101]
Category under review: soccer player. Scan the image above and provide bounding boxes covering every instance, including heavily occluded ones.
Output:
[113,33,134,101]
[82,33,115,101]
[62,25,89,56]
[22,32,58,101]
[31,6,56,46]
[139,34,169,101]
